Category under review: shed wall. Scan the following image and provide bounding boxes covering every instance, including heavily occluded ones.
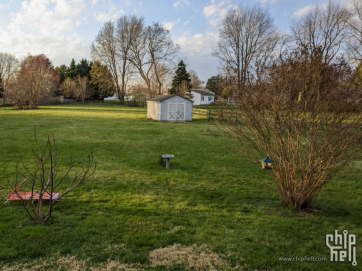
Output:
[160,96,193,122]
[147,101,158,119]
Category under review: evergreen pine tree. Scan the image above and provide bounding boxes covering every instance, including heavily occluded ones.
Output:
[89,61,116,101]
[55,65,68,84]
[170,60,193,98]
[76,59,91,78]
[66,59,77,79]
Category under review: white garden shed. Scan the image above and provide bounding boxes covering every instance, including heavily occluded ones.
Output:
[147,94,193,122]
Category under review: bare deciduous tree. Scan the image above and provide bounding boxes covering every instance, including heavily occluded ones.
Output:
[11,54,60,109]
[146,23,179,95]
[345,0,362,63]
[189,69,203,89]
[212,4,280,95]
[90,21,123,103]
[291,0,351,64]
[0,53,19,104]
[128,20,154,97]
[91,16,179,99]
[116,15,144,102]
[150,62,173,95]
[74,75,90,104]
[62,78,76,103]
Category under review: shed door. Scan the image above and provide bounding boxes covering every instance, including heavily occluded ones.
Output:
[168,103,185,121]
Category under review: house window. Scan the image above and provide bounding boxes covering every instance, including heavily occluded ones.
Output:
[201,97,204,101]
[208,96,212,101]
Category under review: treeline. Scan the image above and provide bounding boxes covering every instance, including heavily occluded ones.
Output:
[0,53,116,109]
[55,59,115,103]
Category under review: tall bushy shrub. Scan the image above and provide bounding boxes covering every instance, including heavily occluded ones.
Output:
[216,48,362,211]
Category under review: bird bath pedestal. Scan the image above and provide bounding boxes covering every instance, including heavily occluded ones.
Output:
[162,154,174,168]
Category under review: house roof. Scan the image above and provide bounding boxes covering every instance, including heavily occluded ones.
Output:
[191,90,215,96]
[147,94,193,103]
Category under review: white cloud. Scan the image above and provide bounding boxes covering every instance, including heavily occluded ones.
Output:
[183,20,190,26]
[9,0,86,34]
[7,0,13,8]
[173,0,190,9]
[94,5,123,23]
[292,4,327,18]
[292,5,315,18]
[256,0,278,4]
[125,0,132,5]
[52,0,86,17]
[163,18,180,30]
[203,0,233,27]
[0,0,89,67]
[176,31,219,81]
[177,31,218,54]
[0,28,89,66]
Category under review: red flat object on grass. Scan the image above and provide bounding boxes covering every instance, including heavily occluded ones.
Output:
[7,192,59,201]
[4,177,59,204]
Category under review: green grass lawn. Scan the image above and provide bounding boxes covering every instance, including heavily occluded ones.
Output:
[0,104,361,270]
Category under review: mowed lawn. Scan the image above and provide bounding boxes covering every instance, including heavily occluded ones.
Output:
[0,104,361,270]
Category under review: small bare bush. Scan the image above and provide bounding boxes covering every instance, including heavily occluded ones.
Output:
[7,129,96,224]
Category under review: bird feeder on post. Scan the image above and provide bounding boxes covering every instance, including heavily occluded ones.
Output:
[259,156,274,170]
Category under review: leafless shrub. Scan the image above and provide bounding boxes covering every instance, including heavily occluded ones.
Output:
[8,129,96,224]
[214,47,362,211]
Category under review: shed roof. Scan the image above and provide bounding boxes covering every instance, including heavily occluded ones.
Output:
[147,94,193,103]
[191,90,215,96]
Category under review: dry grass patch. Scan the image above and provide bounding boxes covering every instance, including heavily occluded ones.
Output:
[149,244,239,270]
[1,256,143,271]
[169,225,182,232]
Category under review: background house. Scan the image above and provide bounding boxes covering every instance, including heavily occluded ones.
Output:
[104,93,119,101]
[191,89,215,105]
[147,94,193,121]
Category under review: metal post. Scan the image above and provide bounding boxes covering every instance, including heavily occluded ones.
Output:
[166,158,170,168]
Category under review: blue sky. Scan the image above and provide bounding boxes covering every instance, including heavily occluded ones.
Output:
[0,0,343,82]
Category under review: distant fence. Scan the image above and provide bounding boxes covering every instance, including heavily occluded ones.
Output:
[194,108,241,123]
